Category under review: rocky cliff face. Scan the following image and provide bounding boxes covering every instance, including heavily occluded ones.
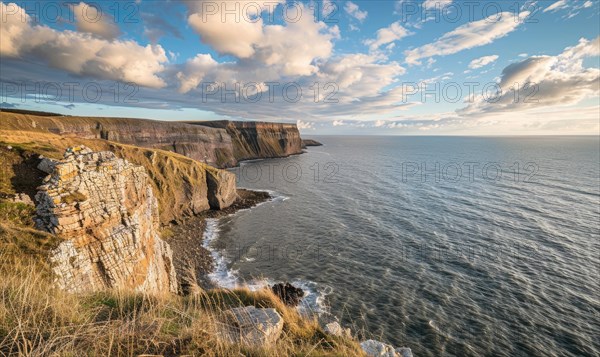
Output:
[1,112,304,168]
[192,121,304,162]
[35,146,177,293]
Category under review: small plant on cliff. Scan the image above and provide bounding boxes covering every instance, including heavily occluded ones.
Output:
[60,191,87,204]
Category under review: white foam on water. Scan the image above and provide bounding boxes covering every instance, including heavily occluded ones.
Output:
[202,218,239,289]
[201,194,329,316]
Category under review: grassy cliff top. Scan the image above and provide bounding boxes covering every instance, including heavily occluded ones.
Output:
[0,129,224,225]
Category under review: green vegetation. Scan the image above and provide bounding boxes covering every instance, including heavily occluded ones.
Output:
[60,191,87,204]
[0,202,35,227]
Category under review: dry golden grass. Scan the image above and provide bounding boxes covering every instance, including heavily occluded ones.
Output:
[0,241,365,356]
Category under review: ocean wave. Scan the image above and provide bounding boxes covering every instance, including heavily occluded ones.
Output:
[201,196,328,316]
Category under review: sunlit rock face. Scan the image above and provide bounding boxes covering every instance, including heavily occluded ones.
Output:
[35,146,177,293]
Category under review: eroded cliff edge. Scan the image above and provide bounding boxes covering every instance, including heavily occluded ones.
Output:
[0,110,305,168]
[35,146,178,293]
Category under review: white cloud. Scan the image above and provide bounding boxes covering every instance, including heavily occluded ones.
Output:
[0,2,168,88]
[344,1,367,21]
[333,120,346,126]
[422,0,453,10]
[184,2,337,77]
[365,22,411,52]
[404,11,529,65]
[186,1,284,58]
[322,0,336,17]
[70,2,121,40]
[460,37,600,116]
[543,0,568,12]
[255,13,338,76]
[297,120,315,130]
[543,0,595,18]
[468,55,499,69]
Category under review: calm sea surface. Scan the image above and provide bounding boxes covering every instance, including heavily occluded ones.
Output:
[205,136,600,357]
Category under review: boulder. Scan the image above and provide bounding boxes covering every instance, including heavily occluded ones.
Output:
[7,193,34,206]
[223,306,284,346]
[37,157,58,174]
[360,340,413,357]
[396,347,414,357]
[324,321,352,338]
[271,282,305,306]
[206,168,237,210]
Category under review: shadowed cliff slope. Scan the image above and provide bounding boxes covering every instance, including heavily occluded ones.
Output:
[187,120,304,162]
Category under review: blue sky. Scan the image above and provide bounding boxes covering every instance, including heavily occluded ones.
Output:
[0,0,598,134]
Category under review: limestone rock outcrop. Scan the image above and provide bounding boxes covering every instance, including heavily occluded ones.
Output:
[35,146,177,293]
[360,340,413,357]
[223,306,284,346]
[324,321,352,338]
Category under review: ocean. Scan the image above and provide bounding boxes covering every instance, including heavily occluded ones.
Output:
[203,136,600,357]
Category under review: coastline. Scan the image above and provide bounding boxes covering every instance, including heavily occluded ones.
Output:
[166,189,271,292]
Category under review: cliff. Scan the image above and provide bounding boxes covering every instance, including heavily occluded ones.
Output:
[0,111,305,168]
[188,120,304,162]
[0,129,238,225]
[35,146,177,293]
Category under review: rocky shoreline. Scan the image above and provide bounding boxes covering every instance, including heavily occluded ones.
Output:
[166,189,271,292]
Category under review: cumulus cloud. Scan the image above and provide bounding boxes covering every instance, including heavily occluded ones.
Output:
[404,11,528,65]
[460,37,600,116]
[177,2,340,94]
[186,0,285,58]
[365,22,411,52]
[468,55,499,69]
[344,1,367,21]
[184,1,337,77]
[70,2,121,40]
[255,12,338,76]
[0,2,168,88]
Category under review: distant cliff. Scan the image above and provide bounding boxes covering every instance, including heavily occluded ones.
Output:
[188,120,304,162]
[0,111,304,168]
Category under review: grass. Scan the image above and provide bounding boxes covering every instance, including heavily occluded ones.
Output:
[0,248,365,356]
[0,202,36,227]
[0,192,365,356]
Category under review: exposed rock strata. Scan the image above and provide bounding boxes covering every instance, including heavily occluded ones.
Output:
[35,146,177,293]
[193,120,304,163]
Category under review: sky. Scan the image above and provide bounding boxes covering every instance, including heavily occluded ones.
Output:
[0,0,598,135]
